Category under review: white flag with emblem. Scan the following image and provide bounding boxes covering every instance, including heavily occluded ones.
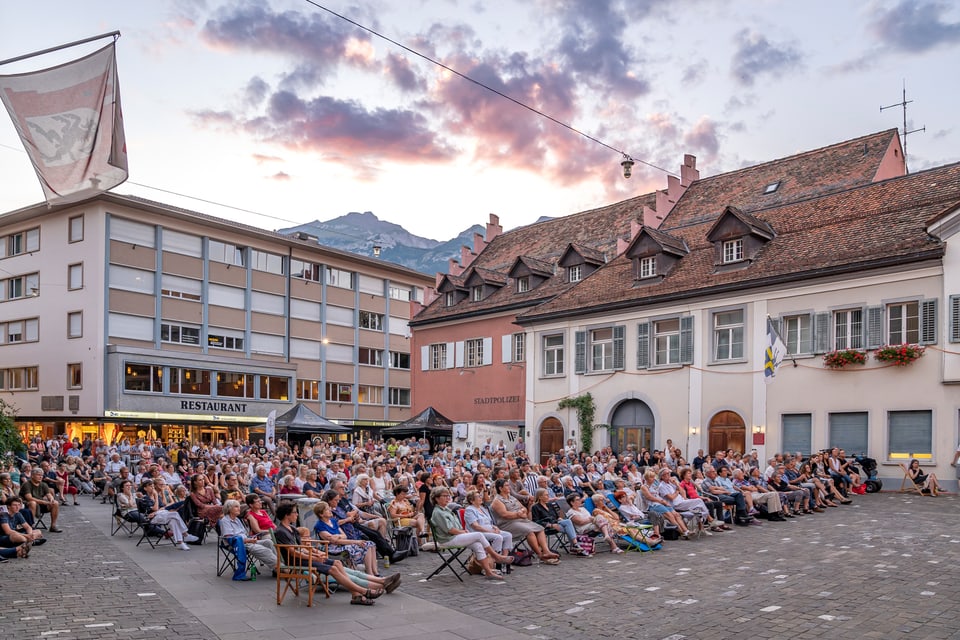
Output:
[0,42,127,205]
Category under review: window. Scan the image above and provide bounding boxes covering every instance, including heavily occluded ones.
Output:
[782,314,812,355]
[110,217,155,247]
[161,323,201,345]
[763,181,781,194]
[389,388,411,406]
[722,239,744,264]
[208,283,244,308]
[251,291,285,315]
[69,216,83,243]
[250,249,284,274]
[170,367,212,395]
[259,375,289,401]
[639,256,657,279]
[250,332,284,355]
[568,265,582,283]
[465,338,484,367]
[324,305,352,326]
[430,343,448,370]
[325,382,352,402]
[3,228,40,257]
[517,277,529,293]
[445,292,455,307]
[2,273,39,301]
[358,385,383,404]
[654,318,681,365]
[471,285,483,302]
[782,414,812,455]
[67,363,82,389]
[389,351,411,369]
[513,333,526,363]
[888,410,932,460]
[297,379,321,401]
[290,259,321,282]
[208,240,245,266]
[162,229,202,257]
[326,267,354,289]
[207,329,244,351]
[124,363,163,393]
[389,286,411,301]
[67,263,83,290]
[590,327,615,371]
[828,411,868,454]
[358,275,383,296]
[359,311,384,331]
[2,318,38,345]
[109,265,154,294]
[109,313,152,341]
[218,372,254,398]
[887,301,919,344]
[4,366,38,390]
[161,274,202,301]
[359,347,383,366]
[834,308,863,349]
[543,334,564,376]
[713,309,744,361]
[67,311,82,338]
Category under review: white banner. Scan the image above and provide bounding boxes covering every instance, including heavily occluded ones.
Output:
[0,42,127,204]
[265,410,277,450]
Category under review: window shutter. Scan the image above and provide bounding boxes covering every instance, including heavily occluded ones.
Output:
[680,315,694,364]
[574,330,586,374]
[920,299,937,345]
[800,313,814,354]
[482,337,493,365]
[445,342,455,369]
[453,342,463,368]
[813,312,830,354]
[636,321,650,369]
[501,335,512,363]
[865,306,883,349]
[612,325,625,370]
[420,346,429,371]
[951,295,960,343]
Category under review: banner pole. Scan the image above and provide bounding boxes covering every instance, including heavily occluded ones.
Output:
[0,31,120,67]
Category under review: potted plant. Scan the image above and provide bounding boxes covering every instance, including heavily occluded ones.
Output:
[823,349,867,369]
[874,343,925,366]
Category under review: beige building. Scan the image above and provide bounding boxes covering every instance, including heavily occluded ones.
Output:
[0,193,432,445]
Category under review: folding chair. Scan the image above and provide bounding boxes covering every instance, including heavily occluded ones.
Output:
[273,531,330,607]
[581,497,613,553]
[215,521,261,578]
[31,507,49,531]
[425,521,470,582]
[898,463,926,496]
[111,497,142,537]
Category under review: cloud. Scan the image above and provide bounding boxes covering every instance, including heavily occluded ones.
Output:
[384,53,426,92]
[242,76,270,107]
[252,153,282,164]
[870,0,960,52]
[730,29,802,86]
[681,60,707,86]
[683,117,720,160]
[270,171,291,181]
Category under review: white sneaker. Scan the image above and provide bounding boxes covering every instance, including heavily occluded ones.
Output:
[178,542,191,551]
[184,534,200,543]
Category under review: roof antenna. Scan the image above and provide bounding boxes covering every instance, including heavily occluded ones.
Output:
[881,80,925,174]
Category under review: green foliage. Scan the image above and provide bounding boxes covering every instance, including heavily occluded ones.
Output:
[0,398,25,463]
[558,393,607,453]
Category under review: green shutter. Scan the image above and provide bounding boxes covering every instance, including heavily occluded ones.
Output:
[613,325,625,370]
[636,322,650,369]
[574,330,586,374]
[813,312,831,354]
[920,299,937,345]
[680,315,694,364]
[865,306,883,349]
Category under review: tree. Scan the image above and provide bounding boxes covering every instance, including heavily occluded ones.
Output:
[0,398,25,464]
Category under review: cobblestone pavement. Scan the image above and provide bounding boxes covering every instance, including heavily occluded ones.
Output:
[4,493,958,640]
[398,493,960,640]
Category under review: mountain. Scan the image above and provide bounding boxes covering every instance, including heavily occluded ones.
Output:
[278,212,485,275]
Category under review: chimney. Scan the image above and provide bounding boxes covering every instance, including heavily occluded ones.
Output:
[643,204,661,229]
[473,232,486,255]
[485,213,502,242]
[448,258,464,277]
[680,154,699,187]
[616,236,630,256]
[460,245,477,268]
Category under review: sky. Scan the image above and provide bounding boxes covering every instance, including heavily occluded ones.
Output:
[0,0,958,241]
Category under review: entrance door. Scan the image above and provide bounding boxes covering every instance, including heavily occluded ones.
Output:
[708,410,745,455]
[610,400,654,456]
[539,418,564,465]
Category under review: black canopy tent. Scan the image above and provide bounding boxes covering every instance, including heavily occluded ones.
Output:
[271,403,353,445]
[380,406,455,445]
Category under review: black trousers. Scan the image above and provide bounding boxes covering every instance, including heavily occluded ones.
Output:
[355,523,396,558]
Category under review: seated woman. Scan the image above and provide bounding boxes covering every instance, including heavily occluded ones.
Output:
[639,469,692,539]
[565,493,623,553]
[116,479,148,524]
[218,499,277,580]
[908,459,944,496]
[244,494,276,535]
[809,454,851,504]
[611,490,663,543]
[301,470,324,498]
[56,463,79,505]
[796,462,838,508]
[428,487,511,579]
[278,475,301,496]
[387,485,426,536]
[274,502,398,606]
[189,474,223,525]
[352,474,380,516]
[530,488,589,556]
[139,480,192,550]
[312,501,379,576]
[489,478,560,564]
[463,489,516,567]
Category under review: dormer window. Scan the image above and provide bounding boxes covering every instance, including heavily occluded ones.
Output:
[471,285,483,301]
[639,256,657,279]
[763,181,781,194]
[568,265,582,283]
[722,239,744,264]
[517,277,529,293]
[445,292,455,307]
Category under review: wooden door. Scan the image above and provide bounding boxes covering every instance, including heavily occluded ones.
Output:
[708,410,746,455]
[539,418,564,465]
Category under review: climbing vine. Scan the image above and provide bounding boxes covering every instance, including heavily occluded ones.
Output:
[558,393,607,453]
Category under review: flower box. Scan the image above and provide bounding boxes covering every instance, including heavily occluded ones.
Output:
[874,343,925,366]
[823,349,867,369]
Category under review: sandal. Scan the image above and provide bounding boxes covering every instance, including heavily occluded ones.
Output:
[484,571,504,580]
[350,595,375,606]
[17,541,31,558]
[365,588,383,600]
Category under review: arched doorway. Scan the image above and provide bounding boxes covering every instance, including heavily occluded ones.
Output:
[708,410,745,455]
[610,400,654,456]
[538,417,564,466]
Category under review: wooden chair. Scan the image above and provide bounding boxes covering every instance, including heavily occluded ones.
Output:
[272,532,331,607]
[898,463,926,496]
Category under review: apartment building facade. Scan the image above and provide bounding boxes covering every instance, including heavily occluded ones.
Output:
[0,194,433,445]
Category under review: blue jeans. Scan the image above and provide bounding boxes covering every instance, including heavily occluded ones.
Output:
[225,535,248,580]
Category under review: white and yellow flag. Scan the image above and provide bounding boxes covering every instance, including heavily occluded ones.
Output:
[0,42,127,205]
[764,317,787,384]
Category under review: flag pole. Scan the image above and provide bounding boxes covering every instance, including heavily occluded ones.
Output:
[0,31,120,67]
[766,314,797,367]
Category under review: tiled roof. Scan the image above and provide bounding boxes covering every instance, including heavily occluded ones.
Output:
[566,242,606,265]
[467,266,508,286]
[664,129,900,228]
[410,191,658,325]
[638,226,688,255]
[508,255,555,278]
[517,162,960,322]
[706,206,775,240]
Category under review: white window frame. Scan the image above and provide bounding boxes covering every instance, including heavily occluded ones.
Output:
[208,240,245,266]
[887,300,920,344]
[782,314,812,355]
[430,343,448,370]
[67,362,82,389]
[568,265,582,283]
[325,382,352,403]
[517,277,529,293]
[654,318,681,365]
[543,334,564,377]
[471,285,483,302]
[69,216,84,243]
[465,338,484,367]
[590,327,615,372]
[445,292,455,307]
[388,388,411,406]
[297,379,321,401]
[389,286,411,301]
[67,311,82,339]
[358,311,384,331]
[358,347,384,366]
[326,267,354,289]
[639,256,657,279]
[250,249,284,275]
[290,259,322,282]
[713,308,745,361]
[358,385,383,405]
[161,322,201,346]
[834,308,863,350]
[512,333,526,363]
[389,351,410,369]
[722,239,744,264]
